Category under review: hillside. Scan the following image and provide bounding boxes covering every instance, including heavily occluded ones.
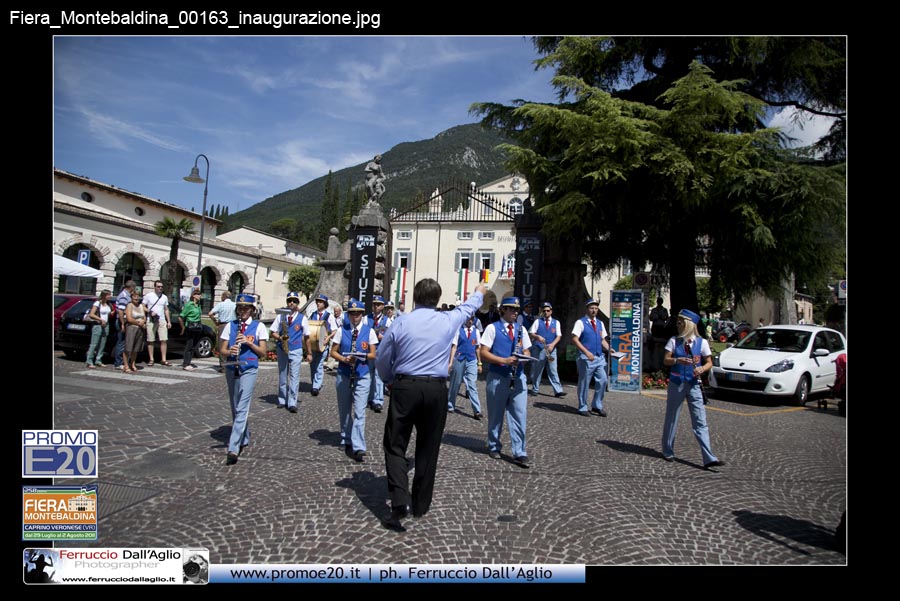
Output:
[219,123,512,241]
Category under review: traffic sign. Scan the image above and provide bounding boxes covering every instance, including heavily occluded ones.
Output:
[837,279,846,299]
[77,249,91,265]
[634,272,650,287]
[192,275,201,288]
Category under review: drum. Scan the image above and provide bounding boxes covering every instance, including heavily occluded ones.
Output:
[306,320,329,352]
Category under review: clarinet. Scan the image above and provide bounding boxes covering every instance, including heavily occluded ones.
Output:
[684,339,709,405]
[349,327,359,390]
[510,322,523,389]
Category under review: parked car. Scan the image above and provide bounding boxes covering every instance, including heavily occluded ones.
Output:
[54,294,94,336]
[55,299,217,362]
[709,325,846,405]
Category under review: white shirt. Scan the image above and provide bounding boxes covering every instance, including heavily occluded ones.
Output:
[480,320,532,351]
[572,316,607,339]
[220,319,269,342]
[92,301,112,325]
[270,311,309,337]
[142,292,169,320]
[665,336,711,357]
[530,317,562,341]
[331,322,379,348]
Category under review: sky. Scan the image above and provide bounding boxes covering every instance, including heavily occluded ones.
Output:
[53,36,833,217]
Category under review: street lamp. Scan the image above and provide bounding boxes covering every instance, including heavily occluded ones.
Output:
[183,154,209,285]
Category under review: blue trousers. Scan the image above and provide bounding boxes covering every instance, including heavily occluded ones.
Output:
[531,347,564,395]
[448,359,481,413]
[576,355,608,412]
[86,323,109,366]
[336,371,371,452]
[276,346,304,409]
[113,323,125,367]
[225,367,258,454]
[662,380,718,465]
[368,359,385,407]
[485,371,528,457]
[310,350,326,392]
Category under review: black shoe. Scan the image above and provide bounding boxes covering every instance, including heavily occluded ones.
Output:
[662,455,674,463]
[288,405,298,413]
[590,408,608,417]
[381,505,409,531]
[352,450,366,463]
[488,450,501,460]
[473,412,483,421]
[225,453,238,465]
[555,391,567,398]
[703,460,726,470]
[513,455,530,468]
[579,411,590,417]
[311,389,320,396]
[239,444,248,456]
[372,405,383,413]
[528,390,538,396]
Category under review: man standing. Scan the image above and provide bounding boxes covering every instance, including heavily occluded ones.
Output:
[376,279,486,531]
[208,291,237,372]
[330,299,378,463]
[480,297,533,468]
[529,301,566,398]
[143,280,173,366]
[113,280,135,370]
[571,299,610,417]
[307,294,338,396]
[367,295,390,413]
[269,292,312,413]
[447,315,483,419]
[649,297,669,372]
[219,294,269,465]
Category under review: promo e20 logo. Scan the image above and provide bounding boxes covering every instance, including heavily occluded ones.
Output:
[22,430,98,478]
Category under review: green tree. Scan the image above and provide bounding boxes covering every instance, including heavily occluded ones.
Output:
[319,170,341,249]
[474,36,845,325]
[288,265,321,299]
[270,218,298,240]
[153,217,195,300]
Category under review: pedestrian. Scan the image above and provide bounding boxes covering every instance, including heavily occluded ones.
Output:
[330,299,378,463]
[85,289,113,368]
[208,291,236,372]
[269,292,311,412]
[219,294,269,465]
[649,297,669,372]
[367,295,390,413]
[480,296,533,468]
[307,294,337,396]
[113,279,135,370]
[447,315,483,419]
[571,299,610,417]
[396,302,406,316]
[376,279,486,531]
[529,301,566,398]
[661,309,724,469]
[178,289,204,371]
[143,280,173,366]
[123,290,146,373]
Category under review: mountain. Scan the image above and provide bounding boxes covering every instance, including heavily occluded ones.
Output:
[219,123,513,242]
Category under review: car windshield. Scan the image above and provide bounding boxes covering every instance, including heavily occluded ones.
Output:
[64,299,95,318]
[54,295,71,309]
[734,329,810,352]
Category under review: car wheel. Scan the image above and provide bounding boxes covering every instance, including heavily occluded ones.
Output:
[194,336,213,359]
[62,348,84,359]
[793,374,810,406]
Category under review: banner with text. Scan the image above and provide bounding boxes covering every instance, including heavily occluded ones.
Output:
[349,227,378,313]
[609,289,643,393]
[211,563,584,583]
[23,548,209,584]
[514,234,542,307]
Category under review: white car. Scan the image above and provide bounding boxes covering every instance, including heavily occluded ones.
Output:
[709,325,846,405]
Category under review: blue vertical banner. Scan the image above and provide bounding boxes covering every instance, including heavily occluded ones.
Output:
[609,289,643,393]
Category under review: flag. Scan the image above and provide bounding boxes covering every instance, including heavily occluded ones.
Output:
[395,267,407,305]
[457,268,469,301]
[479,268,490,284]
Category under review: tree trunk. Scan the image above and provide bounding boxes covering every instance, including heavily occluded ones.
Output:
[774,274,798,325]
[542,238,590,383]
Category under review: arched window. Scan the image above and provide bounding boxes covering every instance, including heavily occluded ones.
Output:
[59,244,100,294]
[228,272,246,297]
[509,197,524,215]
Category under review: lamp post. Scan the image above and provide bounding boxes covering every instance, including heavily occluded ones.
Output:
[183,154,209,286]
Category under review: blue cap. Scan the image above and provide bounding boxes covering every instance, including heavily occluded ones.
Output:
[385,300,395,308]
[236,293,256,306]
[678,309,701,324]
[315,294,328,303]
[346,298,366,312]
[585,298,600,307]
[372,295,385,304]
[287,291,301,302]
[540,301,553,309]
[501,296,521,309]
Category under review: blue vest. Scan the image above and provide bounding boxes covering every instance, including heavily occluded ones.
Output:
[337,322,372,378]
[455,326,478,361]
[368,313,387,334]
[311,310,332,331]
[669,337,704,385]
[578,317,604,357]
[533,317,559,350]
[227,319,261,374]
[489,321,525,378]
[279,312,306,351]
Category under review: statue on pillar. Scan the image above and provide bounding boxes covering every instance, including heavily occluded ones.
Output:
[365,154,386,206]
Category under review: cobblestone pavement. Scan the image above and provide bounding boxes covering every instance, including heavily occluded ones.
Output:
[52,352,846,565]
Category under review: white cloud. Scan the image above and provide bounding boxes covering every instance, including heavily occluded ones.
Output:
[76,107,187,152]
[768,107,836,149]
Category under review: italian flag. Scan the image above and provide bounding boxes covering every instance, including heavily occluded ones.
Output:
[394,267,407,305]
[457,268,469,301]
